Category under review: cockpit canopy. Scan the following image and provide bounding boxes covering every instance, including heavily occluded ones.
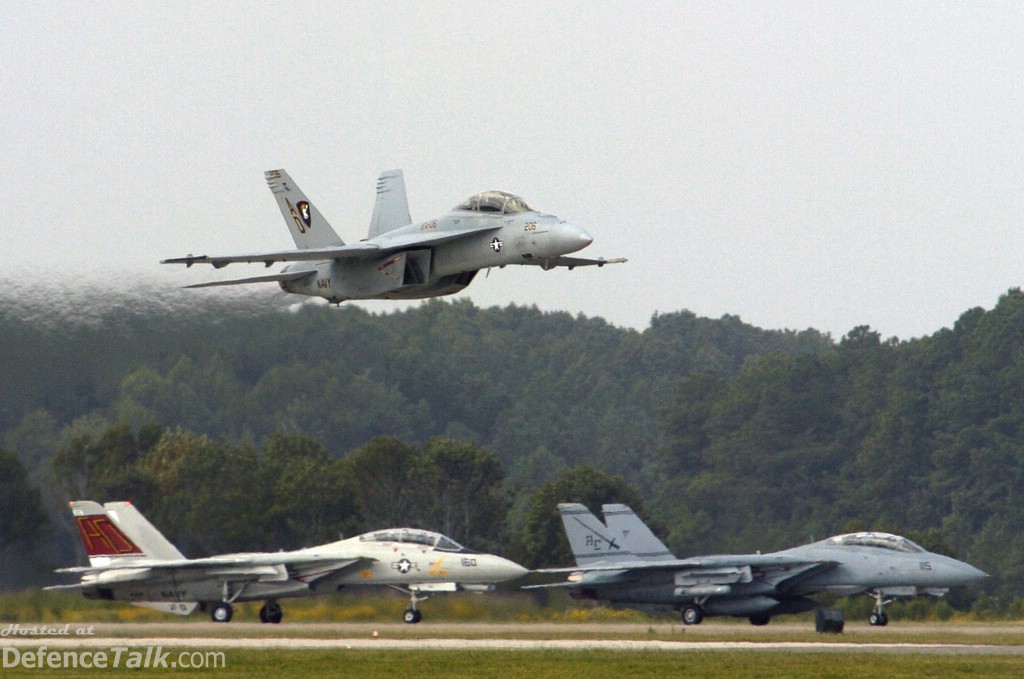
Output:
[453,190,534,215]
[826,532,925,554]
[358,528,467,552]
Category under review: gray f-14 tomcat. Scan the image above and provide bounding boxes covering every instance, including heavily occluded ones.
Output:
[527,503,986,628]
[48,501,527,624]
[162,169,624,302]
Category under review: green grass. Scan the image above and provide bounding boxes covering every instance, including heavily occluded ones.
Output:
[1,648,1022,679]
[0,589,654,625]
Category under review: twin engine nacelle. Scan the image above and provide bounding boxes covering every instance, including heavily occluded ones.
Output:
[283,249,432,300]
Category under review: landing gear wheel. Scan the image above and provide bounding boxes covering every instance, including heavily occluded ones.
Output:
[869,612,889,626]
[211,602,233,623]
[403,609,422,624]
[681,604,704,625]
[748,614,771,626]
[259,601,283,624]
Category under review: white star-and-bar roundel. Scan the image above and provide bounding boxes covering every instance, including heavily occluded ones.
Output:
[397,558,412,573]
[489,237,504,252]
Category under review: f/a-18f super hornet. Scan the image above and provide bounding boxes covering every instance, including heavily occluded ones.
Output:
[48,501,527,624]
[162,169,624,302]
[526,503,986,628]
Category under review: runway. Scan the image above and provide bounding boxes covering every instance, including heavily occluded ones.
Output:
[3,622,1024,655]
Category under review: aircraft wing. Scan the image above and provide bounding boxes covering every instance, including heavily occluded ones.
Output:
[532,554,837,581]
[161,244,383,268]
[534,553,831,573]
[56,554,373,586]
[527,555,838,594]
[163,224,504,269]
[521,255,628,271]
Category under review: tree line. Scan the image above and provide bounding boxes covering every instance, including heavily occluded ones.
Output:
[4,289,1024,611]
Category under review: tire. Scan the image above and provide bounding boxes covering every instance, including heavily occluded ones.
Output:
[211,602,233,623]
[403,609,421,624]
[681,604,704,625]
[869,612,888,627]
[749,614,771,626]
[259,602,283,624]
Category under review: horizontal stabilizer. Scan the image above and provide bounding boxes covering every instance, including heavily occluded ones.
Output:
[183,270,316,289]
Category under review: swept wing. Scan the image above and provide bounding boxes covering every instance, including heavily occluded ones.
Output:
[526,554,838,593]
[54,553,373,587]
[162,224,503,269]
[532,554,833,574]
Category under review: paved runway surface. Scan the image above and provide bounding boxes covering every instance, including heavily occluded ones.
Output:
[3,622,1024,655]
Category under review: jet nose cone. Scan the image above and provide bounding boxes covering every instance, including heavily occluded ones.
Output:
[938,556,988,584]
[552,222,593,255]
[572,223,594,248]
[960,563,989,582]
[495,557,530,582]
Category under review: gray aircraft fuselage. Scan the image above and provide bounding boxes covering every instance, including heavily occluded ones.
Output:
[570,536,986,620]
[281,210,591,302]
[163,170,622,303]
[538,504,987,626]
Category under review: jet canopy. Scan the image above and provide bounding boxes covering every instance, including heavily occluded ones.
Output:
[358,528,467,552]
[453,190,534,215]
[826,532,925,554]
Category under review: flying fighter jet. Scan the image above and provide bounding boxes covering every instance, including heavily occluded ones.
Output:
[526,503,986,628]
[48,501,527,624]
[162,169,625,302]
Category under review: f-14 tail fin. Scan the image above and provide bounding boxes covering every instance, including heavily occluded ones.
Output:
[557,503,632,566]
[69,501,184,565]
[601,504,675,561]
[264,169,345,249]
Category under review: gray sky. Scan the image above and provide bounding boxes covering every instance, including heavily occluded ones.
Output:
[3,2,1022,339]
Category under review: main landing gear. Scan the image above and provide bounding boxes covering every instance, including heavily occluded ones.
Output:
[210,601,233,623]
[210,581,247,623]
[681,603,704,625]
[259,601,283,624]
[681,604,771,627]
[209,600,283,623]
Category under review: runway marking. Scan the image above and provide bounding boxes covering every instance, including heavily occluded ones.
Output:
[3,637,1023,655]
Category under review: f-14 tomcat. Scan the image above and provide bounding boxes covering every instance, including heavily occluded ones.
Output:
[528,503,987,629]
[162,168,624,302]
[48,501,527,624]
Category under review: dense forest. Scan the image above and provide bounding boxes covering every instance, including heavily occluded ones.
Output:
[3,286,1024,612]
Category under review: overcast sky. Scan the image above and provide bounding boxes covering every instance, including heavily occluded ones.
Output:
[3,2,1022,339]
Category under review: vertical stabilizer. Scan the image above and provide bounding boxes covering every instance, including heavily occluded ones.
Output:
[557,503,632,566]
[69,501,184,566]
[264,169,345,249]
[70,501,144,566]
[602,504,675,561]
[103,501,185,561]
[368,169,412,238]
